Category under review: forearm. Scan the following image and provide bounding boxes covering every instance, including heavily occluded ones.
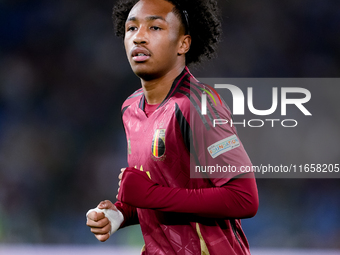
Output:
[118,168,258,219]
[163,176,258,218]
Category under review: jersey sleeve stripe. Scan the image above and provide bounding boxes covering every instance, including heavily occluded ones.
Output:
[175,103,200,166]
[177,90,210,130]
[127,88,143,98]
[185,80,227,120]
[122,105,130,116]
[181,83,220,124]
[175,103,190,151]
[206,96,221,119]
[180,85,216,125]
[127,92,144,99]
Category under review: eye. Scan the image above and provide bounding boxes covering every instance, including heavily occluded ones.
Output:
[150,26,162,31]
[127,26,137,32]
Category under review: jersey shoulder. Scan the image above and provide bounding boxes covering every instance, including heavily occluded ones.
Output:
[121,88,144,114]
[174,75,232,129]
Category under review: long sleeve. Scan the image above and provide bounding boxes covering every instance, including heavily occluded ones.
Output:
[118,167,258,219]
[114,200,139,228]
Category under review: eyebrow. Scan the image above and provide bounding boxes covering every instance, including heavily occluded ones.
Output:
[126,15,167,23]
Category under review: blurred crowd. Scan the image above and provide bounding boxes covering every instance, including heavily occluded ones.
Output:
[0,0,339,249]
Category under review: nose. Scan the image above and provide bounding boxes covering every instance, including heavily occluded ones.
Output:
[133,26,148,44]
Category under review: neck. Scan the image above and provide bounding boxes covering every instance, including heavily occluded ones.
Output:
[141,64,185,105]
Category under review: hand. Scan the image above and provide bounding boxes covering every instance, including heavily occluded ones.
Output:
[116,168,126,199]
[86,200,117,242]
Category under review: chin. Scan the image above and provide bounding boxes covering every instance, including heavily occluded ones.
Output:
[131,64,159,81]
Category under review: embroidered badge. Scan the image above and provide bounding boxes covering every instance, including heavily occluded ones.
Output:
[207,134,240,158]
[151,129,166,158]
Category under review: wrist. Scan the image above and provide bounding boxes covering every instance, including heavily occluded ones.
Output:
[86,207,124,235]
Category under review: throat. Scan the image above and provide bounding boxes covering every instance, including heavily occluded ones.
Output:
[140,65,186,104]
[142,78,173,105]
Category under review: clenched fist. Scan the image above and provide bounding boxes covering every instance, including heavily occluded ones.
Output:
[86,200,123,242]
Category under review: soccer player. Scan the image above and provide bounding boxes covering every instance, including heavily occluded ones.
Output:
[86,0,259,254]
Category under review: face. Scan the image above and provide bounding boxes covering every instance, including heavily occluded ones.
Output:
[124,0,188,80]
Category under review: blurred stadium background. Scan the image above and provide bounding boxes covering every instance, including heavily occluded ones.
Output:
[0,0,339,254]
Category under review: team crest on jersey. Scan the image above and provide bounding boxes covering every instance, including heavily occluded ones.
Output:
[151,129,166,158]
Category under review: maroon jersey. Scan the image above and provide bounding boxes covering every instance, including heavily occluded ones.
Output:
[116,67,255,255]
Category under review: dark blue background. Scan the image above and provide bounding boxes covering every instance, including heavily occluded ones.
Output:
[0,0,339,249]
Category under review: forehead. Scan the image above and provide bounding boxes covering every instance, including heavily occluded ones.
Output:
[128,0,176,21]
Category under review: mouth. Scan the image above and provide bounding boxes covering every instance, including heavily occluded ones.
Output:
[131,48,151,62]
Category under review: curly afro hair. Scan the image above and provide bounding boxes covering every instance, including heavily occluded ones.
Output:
[112,0,222,65]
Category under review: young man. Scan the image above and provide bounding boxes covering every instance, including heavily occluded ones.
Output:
[86,0,259,254]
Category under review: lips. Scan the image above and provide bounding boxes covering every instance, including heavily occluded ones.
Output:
[131,47,151,62]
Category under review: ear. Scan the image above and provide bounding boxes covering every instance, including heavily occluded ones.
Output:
[177,35,191,55]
